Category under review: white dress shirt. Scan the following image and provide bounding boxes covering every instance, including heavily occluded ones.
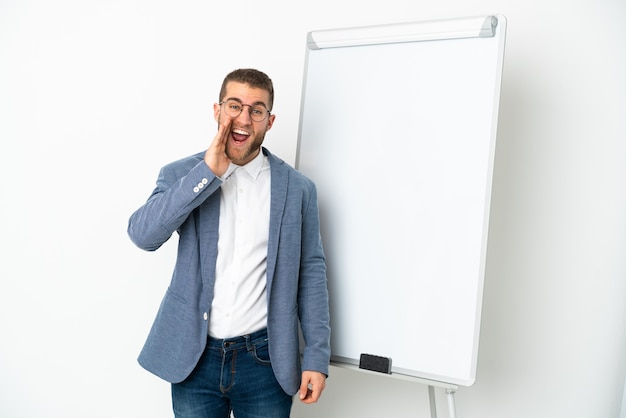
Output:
[209,151,271,338]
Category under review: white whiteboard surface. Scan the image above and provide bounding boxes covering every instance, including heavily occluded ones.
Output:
[296,15,506,386]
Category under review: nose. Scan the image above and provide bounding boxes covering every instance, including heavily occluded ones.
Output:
[236,105,253,123]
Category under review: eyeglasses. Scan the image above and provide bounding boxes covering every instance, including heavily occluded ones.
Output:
[219,99,271,122]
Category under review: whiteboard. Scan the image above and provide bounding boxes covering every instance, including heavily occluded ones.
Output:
[296,15,506,386]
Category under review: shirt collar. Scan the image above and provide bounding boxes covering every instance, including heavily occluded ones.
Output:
[227,148,266,180]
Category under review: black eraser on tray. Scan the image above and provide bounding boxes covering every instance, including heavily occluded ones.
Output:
[359,353,392,374]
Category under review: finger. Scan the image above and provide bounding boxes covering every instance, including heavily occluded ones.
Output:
[299,375,325,404]
[204,116,234,176]
[300,387,319,404]
[217,116,233,144]
[308,387,320,403]
[299,381,310,400]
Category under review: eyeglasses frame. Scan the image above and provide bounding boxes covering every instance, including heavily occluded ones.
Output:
[218,99,271,122]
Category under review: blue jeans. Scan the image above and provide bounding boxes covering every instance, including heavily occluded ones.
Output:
[171,328,293,418]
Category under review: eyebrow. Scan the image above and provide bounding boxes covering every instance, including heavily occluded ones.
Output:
[225,97,269,109]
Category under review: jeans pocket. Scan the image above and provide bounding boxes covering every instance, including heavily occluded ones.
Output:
[251,338,271,366]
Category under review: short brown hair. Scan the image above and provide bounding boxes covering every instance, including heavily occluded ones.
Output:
[219,68,274,111]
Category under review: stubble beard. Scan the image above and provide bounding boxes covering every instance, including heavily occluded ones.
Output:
[226,132,265,165]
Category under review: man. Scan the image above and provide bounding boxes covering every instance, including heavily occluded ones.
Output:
[128,68,331,417]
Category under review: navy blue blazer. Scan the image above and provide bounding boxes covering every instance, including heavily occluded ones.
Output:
[128,147,330,395]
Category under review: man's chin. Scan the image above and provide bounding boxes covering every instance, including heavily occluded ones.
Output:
[226,146,254,165]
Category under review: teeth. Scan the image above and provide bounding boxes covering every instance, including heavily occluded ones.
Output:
[232,129,249,135]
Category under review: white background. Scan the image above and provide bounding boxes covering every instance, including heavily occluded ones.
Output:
[0,1,624,418]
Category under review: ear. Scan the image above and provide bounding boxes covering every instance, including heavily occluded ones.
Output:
[266,113,276,131]
[213,103,221,122]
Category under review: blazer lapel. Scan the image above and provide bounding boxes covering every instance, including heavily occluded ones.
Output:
[197,190,221,287]
[266,149,288,293]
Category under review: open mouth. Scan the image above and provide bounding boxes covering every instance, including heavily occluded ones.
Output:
[231,128,250,144]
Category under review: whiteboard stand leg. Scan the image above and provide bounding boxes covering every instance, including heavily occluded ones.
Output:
[428,385,437,418]
[445,388,457,418]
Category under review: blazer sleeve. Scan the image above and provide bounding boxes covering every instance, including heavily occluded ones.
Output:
[128,157,222,251]
[297,180,331,375]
